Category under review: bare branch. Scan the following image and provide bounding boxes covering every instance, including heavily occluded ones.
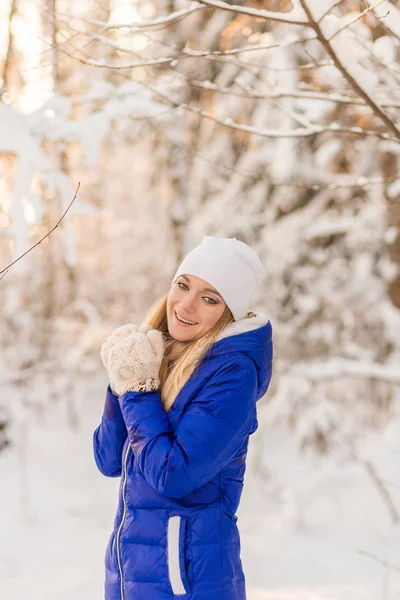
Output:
[358,456,399,523]
[0,183,80,280]
[359,550,400,572]
[344,438,400,523]
[349,441,400,524]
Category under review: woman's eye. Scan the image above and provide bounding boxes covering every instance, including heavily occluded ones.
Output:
[177,282,217,305]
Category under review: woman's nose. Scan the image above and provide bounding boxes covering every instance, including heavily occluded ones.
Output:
[180,296,197,314]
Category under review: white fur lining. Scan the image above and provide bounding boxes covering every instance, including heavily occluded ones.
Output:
[167,515,186,595]
[213,311,270,343]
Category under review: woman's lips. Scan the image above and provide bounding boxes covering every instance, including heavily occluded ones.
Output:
[174,310,197,327]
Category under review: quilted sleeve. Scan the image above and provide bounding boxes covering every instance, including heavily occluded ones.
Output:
[118,357,259,498]
[93,384,128,477]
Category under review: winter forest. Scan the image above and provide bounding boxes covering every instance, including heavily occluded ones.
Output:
[1,0,400,598]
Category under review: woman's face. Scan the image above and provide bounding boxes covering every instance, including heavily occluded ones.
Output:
[166,274,227,341]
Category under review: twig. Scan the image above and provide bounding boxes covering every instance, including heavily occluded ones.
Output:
[355,454,400,523]
[328,0,386,42]
[366,0,400,44]
[341,434,399,524]
[359,550,400,573]
[0,182,80,280]
[317,0,346,24]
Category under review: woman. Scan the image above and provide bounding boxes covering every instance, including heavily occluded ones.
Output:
[94,236,273,600]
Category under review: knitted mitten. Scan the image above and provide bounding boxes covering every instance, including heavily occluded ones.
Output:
[107,329,165,396]
[101,323,152,394]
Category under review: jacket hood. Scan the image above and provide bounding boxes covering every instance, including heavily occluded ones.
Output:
[207,311,273,400]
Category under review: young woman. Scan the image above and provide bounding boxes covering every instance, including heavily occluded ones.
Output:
[94,236,273,600]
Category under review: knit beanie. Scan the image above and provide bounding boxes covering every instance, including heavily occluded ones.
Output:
[171,236,265,321]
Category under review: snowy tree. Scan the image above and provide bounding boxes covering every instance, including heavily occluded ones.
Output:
[1,0,400,472]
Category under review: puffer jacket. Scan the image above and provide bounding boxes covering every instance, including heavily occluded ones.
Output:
[93,312,273,600]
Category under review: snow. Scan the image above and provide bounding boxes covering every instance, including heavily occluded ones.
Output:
[1,378,400,600]
[2,1,400,598]
[304,0,338,23]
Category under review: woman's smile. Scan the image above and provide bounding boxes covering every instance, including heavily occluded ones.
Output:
[174,310,198,327]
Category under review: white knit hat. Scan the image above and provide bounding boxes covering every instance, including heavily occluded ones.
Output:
[171,236,265,321]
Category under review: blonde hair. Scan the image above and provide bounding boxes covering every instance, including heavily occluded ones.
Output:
[141,292,234,412]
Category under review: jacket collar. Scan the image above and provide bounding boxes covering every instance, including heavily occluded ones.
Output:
[213,311,270,342]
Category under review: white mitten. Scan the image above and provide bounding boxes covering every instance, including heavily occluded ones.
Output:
[107,329,165,396]
[101,323,151,394]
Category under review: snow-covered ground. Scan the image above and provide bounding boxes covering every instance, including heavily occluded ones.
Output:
[1,379,399,600]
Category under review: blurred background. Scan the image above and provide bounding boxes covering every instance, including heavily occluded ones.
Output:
[1,0,400,598]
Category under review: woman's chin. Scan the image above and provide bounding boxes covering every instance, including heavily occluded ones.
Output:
[168,322,198,341]
[167,313,197,339]
[169,328,192,341]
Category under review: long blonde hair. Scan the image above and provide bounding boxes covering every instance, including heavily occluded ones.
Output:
[141,292,234,412]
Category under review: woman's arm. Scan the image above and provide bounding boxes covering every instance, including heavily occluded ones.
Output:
[93,384,128,477]
[118,356,266,498]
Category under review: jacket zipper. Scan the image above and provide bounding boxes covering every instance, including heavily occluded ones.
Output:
[116,441,131,600]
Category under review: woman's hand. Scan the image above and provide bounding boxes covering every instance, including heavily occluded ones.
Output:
[101,323,137,368]
[101,323,154,394]
[105,327,165,396]
[101,324,138,394]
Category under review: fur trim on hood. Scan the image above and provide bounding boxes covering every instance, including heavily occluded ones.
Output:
[214,311,270,343]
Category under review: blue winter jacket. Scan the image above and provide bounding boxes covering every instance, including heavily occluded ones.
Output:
[93,312,273,600]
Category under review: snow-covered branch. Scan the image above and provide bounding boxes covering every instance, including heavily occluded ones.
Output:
[293,358,400,385]
[53,2,205,31]
[178,102,399,142]
[317,1,346,24]
[61,27,315,60]
[185,77,400,109]
[327,0,386,42]
[196,0,309,26]
[299,0,400,141]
